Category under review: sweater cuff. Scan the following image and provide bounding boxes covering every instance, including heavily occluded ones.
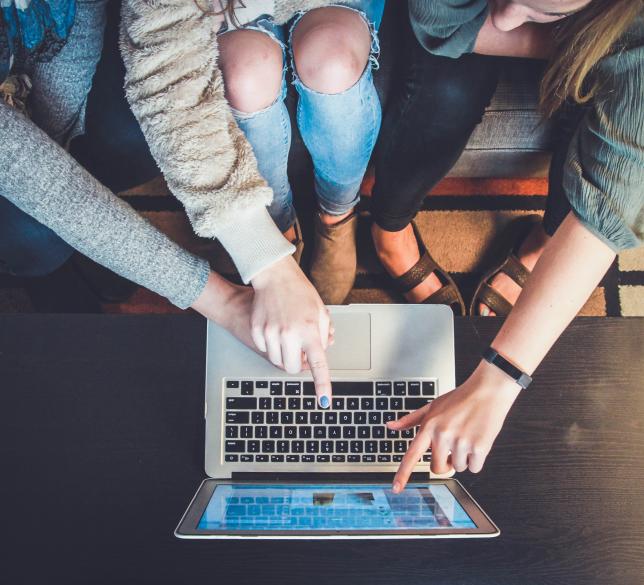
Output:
[216,207,295,283]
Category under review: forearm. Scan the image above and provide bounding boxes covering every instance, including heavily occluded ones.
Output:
[473,15,554,59]
[489,213,616,377]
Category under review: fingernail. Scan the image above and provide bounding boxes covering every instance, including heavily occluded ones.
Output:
[392,482,401,493]
[319,395,330,409]
[481,306,490,317]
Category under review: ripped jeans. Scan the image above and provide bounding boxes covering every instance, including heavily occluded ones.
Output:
[220,1,385,232]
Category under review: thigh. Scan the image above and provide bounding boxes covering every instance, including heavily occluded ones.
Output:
[27,0,108,146]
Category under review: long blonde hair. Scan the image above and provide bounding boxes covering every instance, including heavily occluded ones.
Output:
[540,0,643,117]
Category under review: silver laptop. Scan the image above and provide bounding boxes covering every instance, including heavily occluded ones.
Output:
[175,304,499,538]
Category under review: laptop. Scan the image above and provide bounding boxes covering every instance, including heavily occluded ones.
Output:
[175,304,499,538]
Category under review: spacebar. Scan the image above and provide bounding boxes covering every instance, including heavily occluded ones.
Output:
[303,382,373,395]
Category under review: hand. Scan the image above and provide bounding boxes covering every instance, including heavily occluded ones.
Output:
[250,255,333,408]
[387,362,521,492]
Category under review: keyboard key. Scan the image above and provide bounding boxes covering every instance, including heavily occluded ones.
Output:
[256,381,268,389]
[361,398,374,410]
[347,398,360,410]
[296,412,308,425]
[225,440,245,453]
[362,455,376,463]
[376,398,388,410]
[387,428,399,439]
[423,454,432,462]
[270,426,282,438]
[348,455,360,462]
[280,412,293,425]
[402,428,414,438]
[302,382,316,396]
[226,380,240,389]
[310,412,323,424]
[328,426,341,439]
[259,397,272,410]
[299,427,312,438]
[256,454,269,462]
[332,398,345,410]
[422,381,436,396]
[393,381,406,396]
[277,441,289,453]
[252,412,264,424]
[340,412,352,425]
[354,412,367,425]
[372,426,385,439]
[270,381,283,395]
[336,441,349,453]
[376,382,392,396]
[254,427,267,439]
[271,455,285,462]
[408,381,421,396]
[405,398,430,410]
[378,455,391,463]
[306,441,319,453]
[288,398,301,410]
[383,412,396,423]
[303,397,316,410]
[302,455,314,463]
[273,397,285,410]
[266,412,279,424]
[342,427,356,439]
[332,382,373,396]
[262,440,275,453]
[226,411,249,424]
[350,441,363,453]
[368,412,381,425]
[284,426,297,439]
[390,397,403,410]
[380,440,392,453]
[287,455,300,462]
[241,381,254,395]
[289,441,303,454]
[247,440,260,453]
[225,426,238,438]
[393,455,403,462]
[226,397,257,410]
[321,441,333,453]
[358,426,370,438]
[394,441,407,453]
[225,454,239,462]
[332,455,346,463]
[240,426,253,438]
[285,381,301,395]
[324,412,337,424]
[365,441,378,453]
[316,455,330,463]
[314,426,326,438]
[240,454,253,462]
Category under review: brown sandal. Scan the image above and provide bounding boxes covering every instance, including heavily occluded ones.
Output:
[469,214,542,316]
[389,221,466,316]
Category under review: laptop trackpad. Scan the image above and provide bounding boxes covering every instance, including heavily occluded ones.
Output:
[326,312,371,370]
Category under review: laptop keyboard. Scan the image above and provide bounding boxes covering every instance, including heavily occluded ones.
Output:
[223,380,436,465]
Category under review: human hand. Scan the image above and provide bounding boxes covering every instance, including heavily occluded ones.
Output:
[250,256,333,407]
[387,362,522,492]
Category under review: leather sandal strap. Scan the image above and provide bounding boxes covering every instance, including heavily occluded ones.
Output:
[393,251,438,294]
[478,282,514,316]
[500,254,531,288]
[422,284,462,308]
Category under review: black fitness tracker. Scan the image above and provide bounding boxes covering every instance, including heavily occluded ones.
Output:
[482,347,533,390]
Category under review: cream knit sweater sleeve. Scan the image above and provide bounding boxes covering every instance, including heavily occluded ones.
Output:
[120,0,294,283]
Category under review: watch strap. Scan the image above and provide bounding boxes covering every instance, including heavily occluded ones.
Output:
[483,347,532,390]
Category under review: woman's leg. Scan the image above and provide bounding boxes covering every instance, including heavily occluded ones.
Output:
[371,23,500,302]
[219,28,296,238]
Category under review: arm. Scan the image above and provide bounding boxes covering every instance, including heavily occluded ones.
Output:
[389,213,616,489]
[473,15,555,59]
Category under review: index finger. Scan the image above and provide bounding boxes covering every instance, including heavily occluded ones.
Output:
[302,335,332,409]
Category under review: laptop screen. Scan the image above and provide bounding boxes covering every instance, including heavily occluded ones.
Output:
[197,483,476,531]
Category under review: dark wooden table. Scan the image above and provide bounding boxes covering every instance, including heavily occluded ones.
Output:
[1,315,643,585]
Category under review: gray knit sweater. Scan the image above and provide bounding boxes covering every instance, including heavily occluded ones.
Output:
[120,0,334,283]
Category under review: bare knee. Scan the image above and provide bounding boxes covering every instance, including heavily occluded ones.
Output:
[219,30,283,113]
[292,7,371,95]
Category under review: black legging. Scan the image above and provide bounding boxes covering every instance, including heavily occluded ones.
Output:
[371,17,578,235]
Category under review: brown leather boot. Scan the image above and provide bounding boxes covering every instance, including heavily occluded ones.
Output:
[309,212,358,305]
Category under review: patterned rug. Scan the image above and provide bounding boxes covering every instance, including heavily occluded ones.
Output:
[1,174,643,316]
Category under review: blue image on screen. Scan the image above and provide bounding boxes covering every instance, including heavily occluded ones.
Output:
[197,484,476,531]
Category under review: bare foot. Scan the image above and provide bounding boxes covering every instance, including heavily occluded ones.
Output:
[372,223,442,303]
[478,222,550,316]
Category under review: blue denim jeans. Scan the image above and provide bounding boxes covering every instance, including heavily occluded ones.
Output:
[0,0,107,277]
[225,1,385,232]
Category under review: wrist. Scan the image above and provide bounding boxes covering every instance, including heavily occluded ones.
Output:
[250,255,296,290]
[471,360,523,402]
[191,271,237,324]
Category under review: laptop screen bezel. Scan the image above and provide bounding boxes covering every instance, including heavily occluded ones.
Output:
[175,478,499,538]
